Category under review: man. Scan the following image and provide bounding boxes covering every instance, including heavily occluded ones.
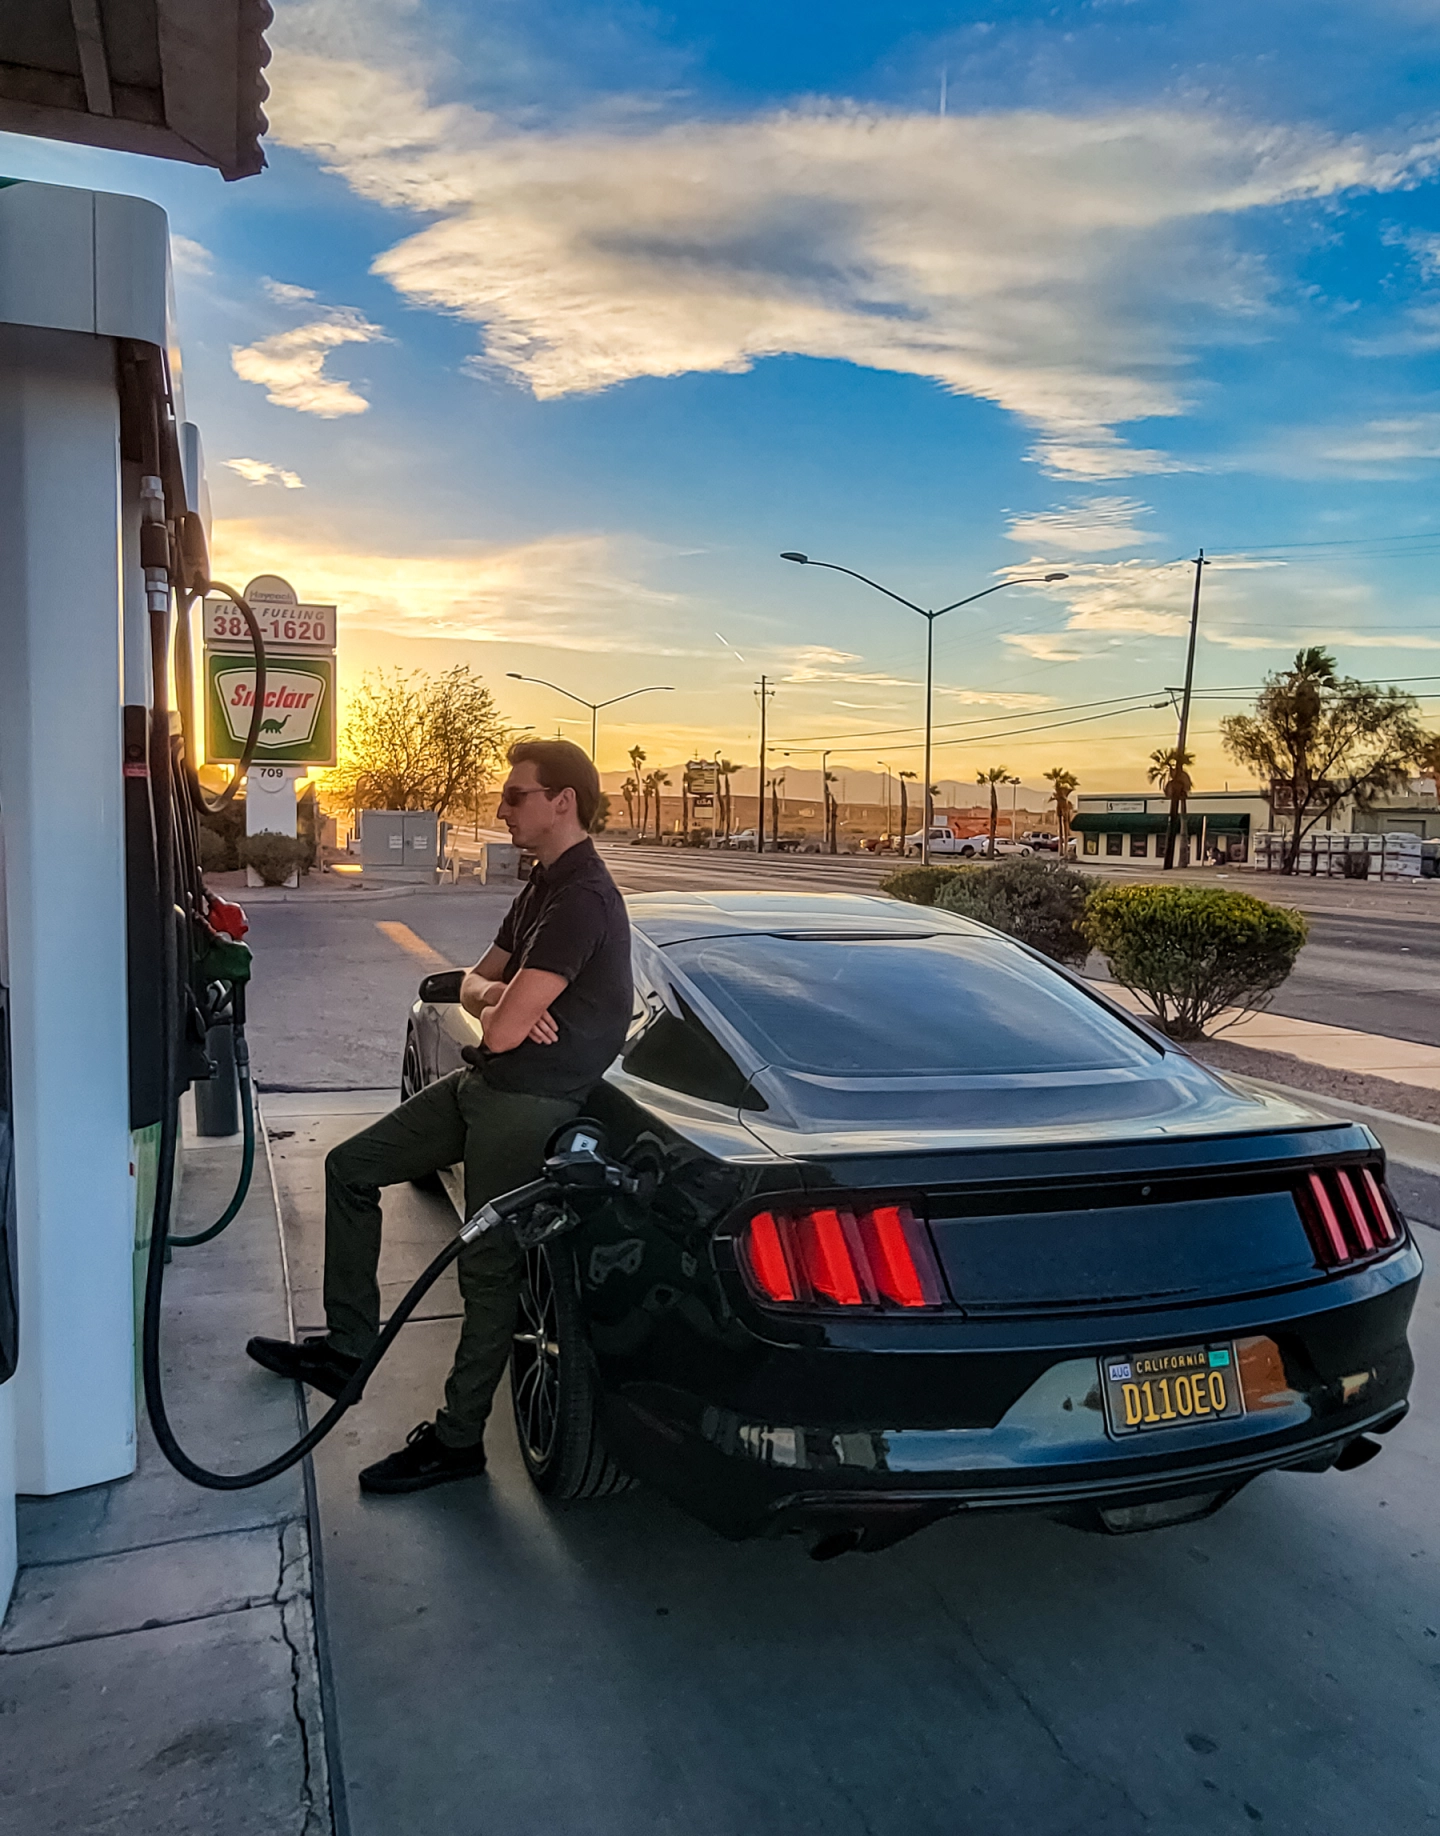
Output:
[246,739,632,1494]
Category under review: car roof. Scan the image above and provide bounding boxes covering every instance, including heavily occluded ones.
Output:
[624,889,984,945]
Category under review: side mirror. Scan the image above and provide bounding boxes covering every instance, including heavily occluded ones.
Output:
[418,969,464,1004]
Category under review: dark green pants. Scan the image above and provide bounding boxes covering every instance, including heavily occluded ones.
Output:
[323,1070,579,1448]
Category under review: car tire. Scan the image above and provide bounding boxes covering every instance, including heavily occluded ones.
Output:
[510,1241,633,1499]
[400,1026,445,1193]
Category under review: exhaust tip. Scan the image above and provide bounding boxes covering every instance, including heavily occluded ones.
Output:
[809,1529,864,1563]
[1334,1434,1382,1472]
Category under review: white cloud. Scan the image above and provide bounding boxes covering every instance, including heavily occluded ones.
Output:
[1313,412,1440,463]
[263,278,319,304]
[224,457,306,490]
[171,234,213,278]
[1005,495,1157,553]
[1003,632,1095,662]
[264,40,1438,465]
[938,688,1055,709]
[781,645,917,687]
[1026,430,1198,480]
[1000,552,1287,659]
[231,306,387,416]
[207,519,688,655]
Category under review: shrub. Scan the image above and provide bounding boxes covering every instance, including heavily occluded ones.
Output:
[1081,884,1308,1040]
[238,831,309,886]
[935,855,1095,966]
[879,864,969,906]
[198,826,231,874]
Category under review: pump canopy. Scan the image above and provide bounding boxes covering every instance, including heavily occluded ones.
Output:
[0,0,272,182]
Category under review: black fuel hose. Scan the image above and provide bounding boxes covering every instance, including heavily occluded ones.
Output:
[145,1173,550,1492]
[167,989,256,1250]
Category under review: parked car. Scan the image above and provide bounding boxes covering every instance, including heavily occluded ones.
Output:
[724,829,757,849]
[903,828,1034,858]
[402,892,1419,1552]
[1021,831,1060,852]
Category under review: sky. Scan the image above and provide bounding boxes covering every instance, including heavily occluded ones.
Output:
[6,0,1440,798]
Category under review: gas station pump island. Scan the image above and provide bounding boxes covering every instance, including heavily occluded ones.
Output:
[0,184,631,1598]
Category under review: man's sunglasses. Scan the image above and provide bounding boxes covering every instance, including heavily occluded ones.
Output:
[498,784,556,809]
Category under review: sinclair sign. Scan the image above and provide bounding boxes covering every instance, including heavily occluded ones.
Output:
[205,654,336,765]
[203,574,338,767]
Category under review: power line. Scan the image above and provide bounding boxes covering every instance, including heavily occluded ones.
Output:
[776,690,1171,747]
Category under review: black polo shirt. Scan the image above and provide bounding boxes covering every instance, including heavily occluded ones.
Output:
[470,838,632,1102]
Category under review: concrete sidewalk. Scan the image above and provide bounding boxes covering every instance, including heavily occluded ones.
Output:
[0,1111,333,1836]
[1097,979,1440,1092]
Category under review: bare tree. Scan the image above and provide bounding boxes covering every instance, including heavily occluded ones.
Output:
[325,666,510,815]
[1222,649,1425,873]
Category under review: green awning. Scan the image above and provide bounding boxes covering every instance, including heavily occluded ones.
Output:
[1072,811,1251,835]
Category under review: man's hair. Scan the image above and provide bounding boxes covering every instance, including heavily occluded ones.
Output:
[507,737,602,830]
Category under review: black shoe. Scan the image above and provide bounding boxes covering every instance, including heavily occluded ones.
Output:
[246,1334,364,1401]
[358,1422,487,1495]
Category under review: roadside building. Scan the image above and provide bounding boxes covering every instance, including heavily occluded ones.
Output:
[1350,777,1440,841]
[1072,790,1274,864]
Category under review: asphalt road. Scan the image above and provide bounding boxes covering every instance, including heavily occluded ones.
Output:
[236,854,1439,1836]
[238,845,1440,1092]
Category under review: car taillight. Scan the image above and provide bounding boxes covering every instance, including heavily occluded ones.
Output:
[737,1202,946,1309]
[1295,1167,1401,1268]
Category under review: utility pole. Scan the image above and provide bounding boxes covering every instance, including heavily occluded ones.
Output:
[755,675,773,853]
[1163,550,1207,871]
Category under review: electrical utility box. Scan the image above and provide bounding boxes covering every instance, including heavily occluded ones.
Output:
[359,811,440,882]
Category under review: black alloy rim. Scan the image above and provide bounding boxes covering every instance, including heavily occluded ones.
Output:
[401,1032,421,1098]
[511,1247,561,1469]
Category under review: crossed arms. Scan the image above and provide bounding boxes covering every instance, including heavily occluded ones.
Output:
[460,945,567,1052]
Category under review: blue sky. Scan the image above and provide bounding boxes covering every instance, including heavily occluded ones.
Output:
[5,0,1440,797]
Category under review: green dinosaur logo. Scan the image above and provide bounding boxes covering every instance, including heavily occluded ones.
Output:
[260,717,288,734]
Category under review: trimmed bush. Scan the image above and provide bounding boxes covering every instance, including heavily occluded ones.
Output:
[935,855,1096,966]
[238,830,309,886]
[198,826,231,874]
[1081,884,1307,1040]
[879,864,969,907]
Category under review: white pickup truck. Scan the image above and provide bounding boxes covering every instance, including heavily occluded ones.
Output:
[903,827,1034,859]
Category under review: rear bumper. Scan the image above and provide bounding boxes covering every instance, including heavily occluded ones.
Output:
[599,1249,1420,1540]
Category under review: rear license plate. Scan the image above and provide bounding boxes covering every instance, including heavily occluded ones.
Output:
[1100,1342,1244,1438]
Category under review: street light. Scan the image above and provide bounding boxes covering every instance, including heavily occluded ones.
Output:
[780,555,1068,864]
[877,760,893,844]
[505,672,674,761]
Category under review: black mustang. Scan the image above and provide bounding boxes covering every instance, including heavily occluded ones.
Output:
[403,891,1420,1552]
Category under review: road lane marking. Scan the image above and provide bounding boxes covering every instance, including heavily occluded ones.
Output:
[375,921,449,967]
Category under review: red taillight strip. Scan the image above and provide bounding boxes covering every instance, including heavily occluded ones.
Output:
[1333,1169,1375,1254]
[737,1201,944,1310]
[864,1204,929,1308]
[1361,1168,1400,1243]
[744,1211,795,1302]
[803,1208,866,1306]
[1306,1172,1348,1264]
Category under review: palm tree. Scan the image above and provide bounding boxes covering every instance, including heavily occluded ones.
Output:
[1044,767,1079,847]
[976,766,1011,853]
[715,757,740,840]
[643,768,670,838]
[823,769,839,854]
[898,770,916,853]
[620,775,640,832]
[1148,744,1194,863]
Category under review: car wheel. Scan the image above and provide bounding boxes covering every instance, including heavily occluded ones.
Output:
[400,1025,444,1192]
[510,1242,633,1499]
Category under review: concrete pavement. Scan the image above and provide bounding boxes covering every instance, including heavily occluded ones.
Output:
[263,1088,1440,1836]
[1,1108,333,1836]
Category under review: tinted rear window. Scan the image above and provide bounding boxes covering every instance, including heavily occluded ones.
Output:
[666,934,1156,1077]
